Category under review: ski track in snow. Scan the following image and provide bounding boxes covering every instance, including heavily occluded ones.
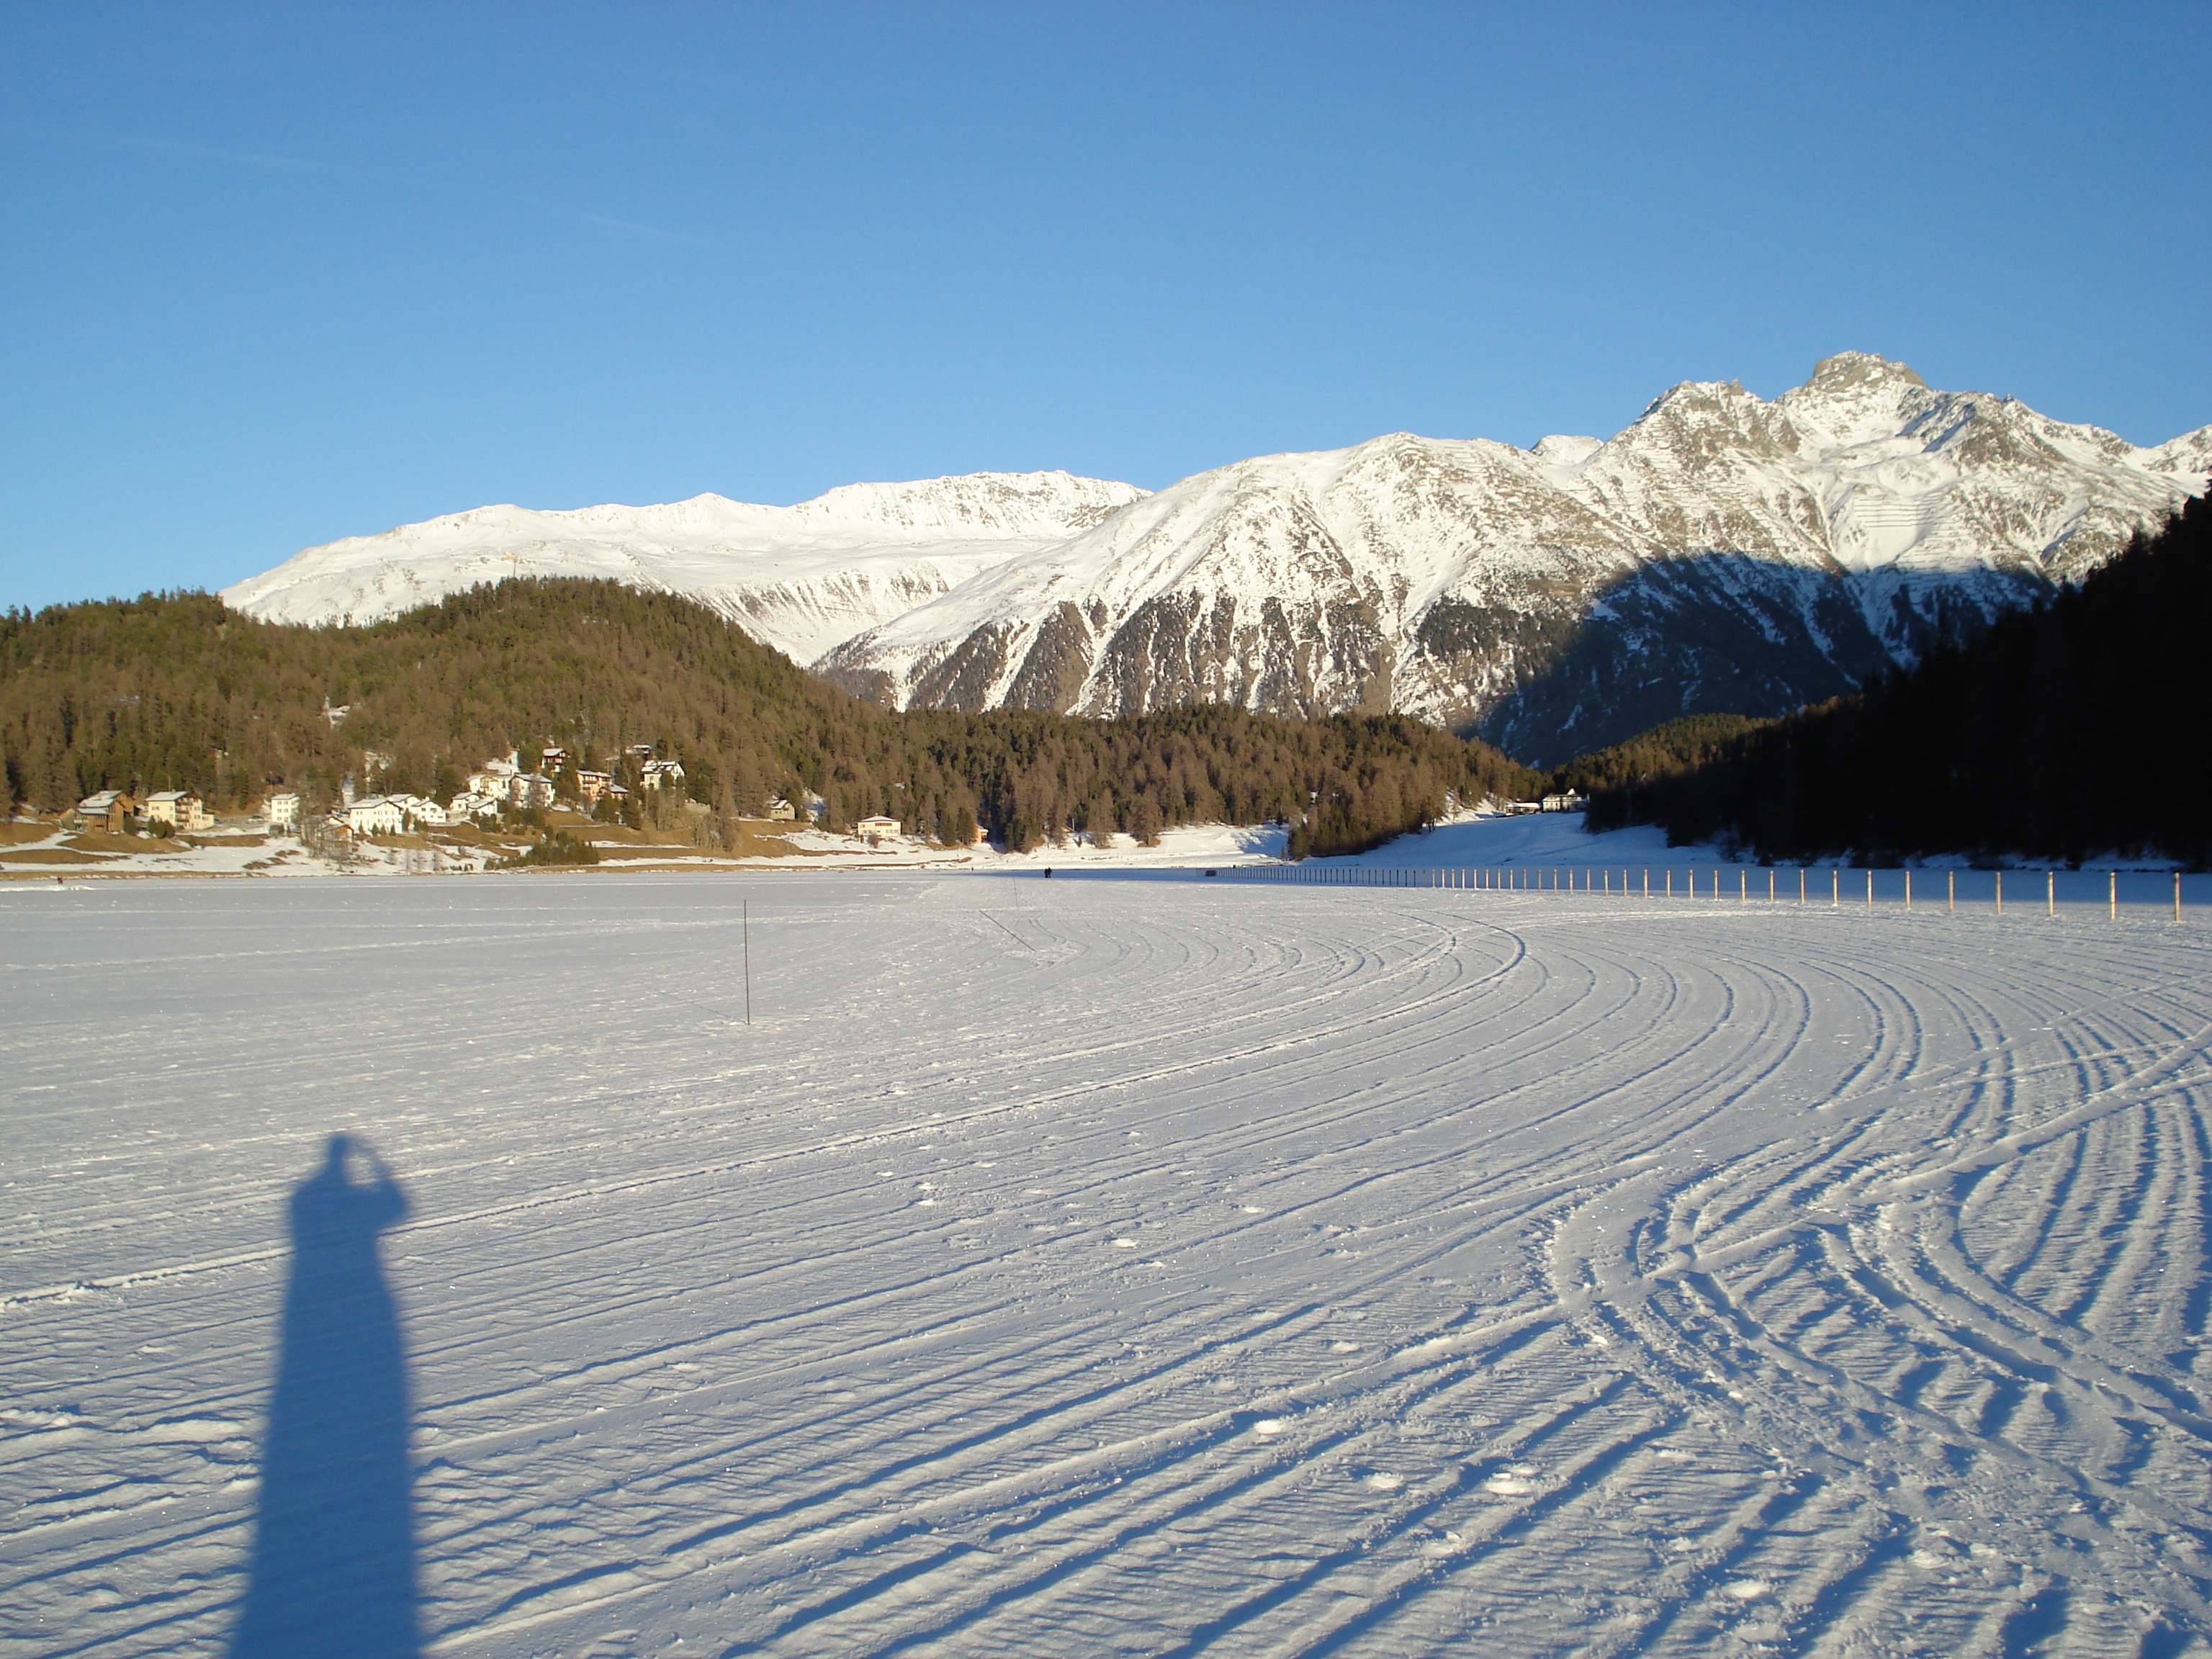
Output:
[5,876,2212,1657]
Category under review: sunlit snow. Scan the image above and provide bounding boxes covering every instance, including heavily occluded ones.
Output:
[7,871,2212,1655]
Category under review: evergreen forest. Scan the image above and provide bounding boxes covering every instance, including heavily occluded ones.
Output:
[1545,713,1772,801]
[0,578,1540,858]
[1586,495,2212,866]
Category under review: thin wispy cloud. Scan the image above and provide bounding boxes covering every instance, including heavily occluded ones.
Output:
[558,206,703,246]
[101,132,321,172]
[89,130,701,245]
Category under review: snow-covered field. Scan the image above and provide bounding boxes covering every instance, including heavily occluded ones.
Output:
[7,875,2212,1657]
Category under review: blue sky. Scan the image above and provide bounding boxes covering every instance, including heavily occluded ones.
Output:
[4,1,2208,610]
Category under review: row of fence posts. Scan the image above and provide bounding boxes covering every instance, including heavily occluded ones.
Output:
[1228,860,2187,921]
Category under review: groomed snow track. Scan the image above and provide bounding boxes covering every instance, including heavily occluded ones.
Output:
[5,876,2211,1657]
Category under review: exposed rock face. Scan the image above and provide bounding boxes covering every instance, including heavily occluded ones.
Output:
[220,472,1149,667]
[818,355,2208,763]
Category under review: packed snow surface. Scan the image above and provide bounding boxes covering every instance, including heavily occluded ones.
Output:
[8,876,2212,1656]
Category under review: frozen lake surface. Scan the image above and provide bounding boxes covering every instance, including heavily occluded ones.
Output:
[6,873,2212,1657]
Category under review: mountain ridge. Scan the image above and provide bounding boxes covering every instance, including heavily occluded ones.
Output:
[221,470,1148,667]
[819,353,2208,760]
[225,356,2210,763]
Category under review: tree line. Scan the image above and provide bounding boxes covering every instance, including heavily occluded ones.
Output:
[0,577,1540,855]
[1586,493,2212,866]
[1545,712,1771,801]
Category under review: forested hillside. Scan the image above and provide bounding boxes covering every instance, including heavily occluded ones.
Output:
[1586,493,2212,866]
[0,578,1538,855]
[1546,713,1771,800]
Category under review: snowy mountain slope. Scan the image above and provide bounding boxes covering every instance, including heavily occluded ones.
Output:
[817,355,2208,761]
[223,356,2208,765]
[222,472,1148,667]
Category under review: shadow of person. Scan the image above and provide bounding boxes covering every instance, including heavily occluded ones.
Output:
[232,1134,418,1659]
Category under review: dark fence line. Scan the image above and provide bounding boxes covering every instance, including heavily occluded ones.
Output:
[1223,861,2196,920]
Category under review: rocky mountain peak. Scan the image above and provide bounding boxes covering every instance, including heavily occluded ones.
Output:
[816,356,2203,760]
[1778,352,1941,449]
[1625,378,1806,466]
[1804,351,1928,394]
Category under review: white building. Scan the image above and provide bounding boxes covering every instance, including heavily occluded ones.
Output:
[265,791,301,830]
[640,759,686,791]
[856,814,902,840]
[447,790,502,822]
[765,798,797,821]
[339,796,405,837]
[387,793,449,827]
[508,773,556,810]
[143,790,213,832]
[467,756,519,794]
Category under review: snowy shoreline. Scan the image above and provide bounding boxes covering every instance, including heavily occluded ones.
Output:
[8,806,2203,882]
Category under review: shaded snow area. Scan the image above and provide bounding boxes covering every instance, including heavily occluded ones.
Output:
[8,876,2212,1657]
[1294,814,2207,913]
[1301,810,1673,871]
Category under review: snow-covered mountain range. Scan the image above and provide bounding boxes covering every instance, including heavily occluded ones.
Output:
[221,472,1148,667]
[225,354,2209,763]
